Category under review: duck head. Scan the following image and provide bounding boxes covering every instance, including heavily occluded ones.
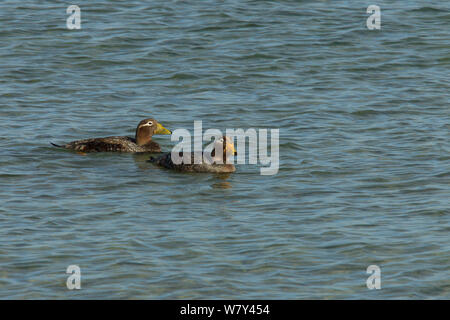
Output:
[135,118,171,146]
[211,136,237,163]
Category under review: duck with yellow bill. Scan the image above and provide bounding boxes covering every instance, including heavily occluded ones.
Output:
[51,118,171,153]
[149,136,237,173]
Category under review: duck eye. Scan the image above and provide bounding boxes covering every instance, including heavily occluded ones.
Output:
[147,121,153,126]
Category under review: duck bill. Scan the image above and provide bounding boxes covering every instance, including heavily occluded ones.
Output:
[227,143,237,156]
[155,123,172,135]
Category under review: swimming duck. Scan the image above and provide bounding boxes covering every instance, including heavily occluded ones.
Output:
[149,136,237,173]
[51,118,171,153]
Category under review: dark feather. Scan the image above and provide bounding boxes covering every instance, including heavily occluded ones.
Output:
[150,152,235,173]
[54,136,161,153]
[50,142,64,148]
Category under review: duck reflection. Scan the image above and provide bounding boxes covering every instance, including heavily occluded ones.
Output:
[211,173,232,189]
[132,152,158,170]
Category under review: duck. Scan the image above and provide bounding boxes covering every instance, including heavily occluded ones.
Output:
[51,118,171,153]
[149,136,237,173]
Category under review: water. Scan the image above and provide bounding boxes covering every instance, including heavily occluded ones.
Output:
[0,0,449,299]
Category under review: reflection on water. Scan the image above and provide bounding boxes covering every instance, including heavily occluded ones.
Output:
[133,152,158,171]
[211,174,233,189]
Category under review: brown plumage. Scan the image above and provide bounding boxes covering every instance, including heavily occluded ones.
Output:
[149,136,237,173]
[51,118,171,153]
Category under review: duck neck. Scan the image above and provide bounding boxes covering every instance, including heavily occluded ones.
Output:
[136,127,151,146]
[211,145,229,164]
